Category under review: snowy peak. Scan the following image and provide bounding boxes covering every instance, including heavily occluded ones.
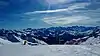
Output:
[0,26,100,45]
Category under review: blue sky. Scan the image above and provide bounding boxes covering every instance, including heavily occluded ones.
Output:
[0,0,100,29]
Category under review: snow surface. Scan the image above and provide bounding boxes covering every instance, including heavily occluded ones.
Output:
[0,44,100,56]
[0,38,12,46]
[81,36,100,45]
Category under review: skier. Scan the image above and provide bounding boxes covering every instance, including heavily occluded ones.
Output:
[23,40,27,45]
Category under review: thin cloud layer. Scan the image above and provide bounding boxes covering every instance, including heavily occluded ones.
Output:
[45,0,74,5]
[24,2,92,26]
[18,0,100,27]
[25,3,90,14]
[0,0,100,29]
[42,16,90,25]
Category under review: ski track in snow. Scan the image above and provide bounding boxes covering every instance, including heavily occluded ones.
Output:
[0,45,100,56]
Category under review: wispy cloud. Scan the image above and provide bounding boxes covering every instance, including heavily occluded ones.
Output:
[42,15,90,25]
[25,3,90,15]
[21,1,100,27]
[24,2,92,26]
[45,0,74,5]
[71,18,100,26]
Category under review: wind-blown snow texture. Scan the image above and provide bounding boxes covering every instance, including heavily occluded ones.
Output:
[0,26,100,45]
[0,45,100,56]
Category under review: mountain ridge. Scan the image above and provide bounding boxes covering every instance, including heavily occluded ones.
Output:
[0,26,100,45]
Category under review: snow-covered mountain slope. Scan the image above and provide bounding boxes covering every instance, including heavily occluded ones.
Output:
[0,26,100,45]
[0,35,47,46]
[0,44,100,56]
[0,38,12,46]
[32,37,48,45]
[81,36,100,45]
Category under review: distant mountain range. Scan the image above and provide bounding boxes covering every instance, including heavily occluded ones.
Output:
[0,26,100,45]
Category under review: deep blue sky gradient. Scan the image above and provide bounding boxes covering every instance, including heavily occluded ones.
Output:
[0,0,100,29]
